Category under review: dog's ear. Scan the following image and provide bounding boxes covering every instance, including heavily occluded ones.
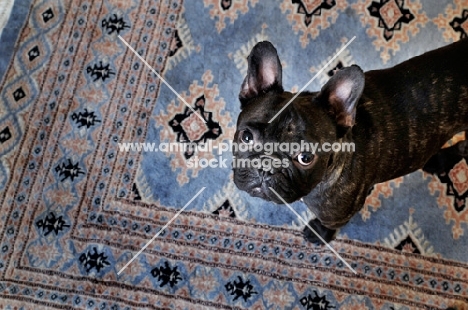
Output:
[318,65,364,134]
[239,41,283,107]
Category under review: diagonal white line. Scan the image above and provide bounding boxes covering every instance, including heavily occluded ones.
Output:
[268,187,357,274]
[117,187,206,275]
[268,36,356,123]
[117,35,206,123]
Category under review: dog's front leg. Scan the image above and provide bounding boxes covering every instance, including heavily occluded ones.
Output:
[302,219,338,245]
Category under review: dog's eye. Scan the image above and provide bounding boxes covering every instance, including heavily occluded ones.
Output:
[240,130,254,144]
[296,152,314,166]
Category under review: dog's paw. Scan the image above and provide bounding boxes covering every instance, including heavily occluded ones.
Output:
[302,218,336,245]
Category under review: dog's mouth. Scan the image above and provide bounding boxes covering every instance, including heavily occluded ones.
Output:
[233,166,299,203]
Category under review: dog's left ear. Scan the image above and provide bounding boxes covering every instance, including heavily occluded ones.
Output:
[318,65,365,132]
[239,41,283,107]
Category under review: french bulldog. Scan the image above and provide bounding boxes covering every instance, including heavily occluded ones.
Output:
[232,39,468,244]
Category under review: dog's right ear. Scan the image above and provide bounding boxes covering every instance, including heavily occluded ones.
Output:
[239,41,283,108]
[317,65,365,136]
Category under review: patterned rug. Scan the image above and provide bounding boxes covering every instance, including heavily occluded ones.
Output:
[0,0,467,309]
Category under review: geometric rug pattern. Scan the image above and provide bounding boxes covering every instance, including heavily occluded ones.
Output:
[0,0,467,308]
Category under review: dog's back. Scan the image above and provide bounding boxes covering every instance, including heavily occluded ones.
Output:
[356,39,468,181]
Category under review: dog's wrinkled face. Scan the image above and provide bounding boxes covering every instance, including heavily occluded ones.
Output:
[232,41,364,204]
[233,92,336,203]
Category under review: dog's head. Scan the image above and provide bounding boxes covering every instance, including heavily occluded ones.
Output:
[232,41,364,203]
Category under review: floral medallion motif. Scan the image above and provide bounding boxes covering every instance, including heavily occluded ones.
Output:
[425,158,468,239]
[280,0,348,47]
[154,71,235,185]
[352,0,429,63]
[449,160,468,197]
[367,0,415,41]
